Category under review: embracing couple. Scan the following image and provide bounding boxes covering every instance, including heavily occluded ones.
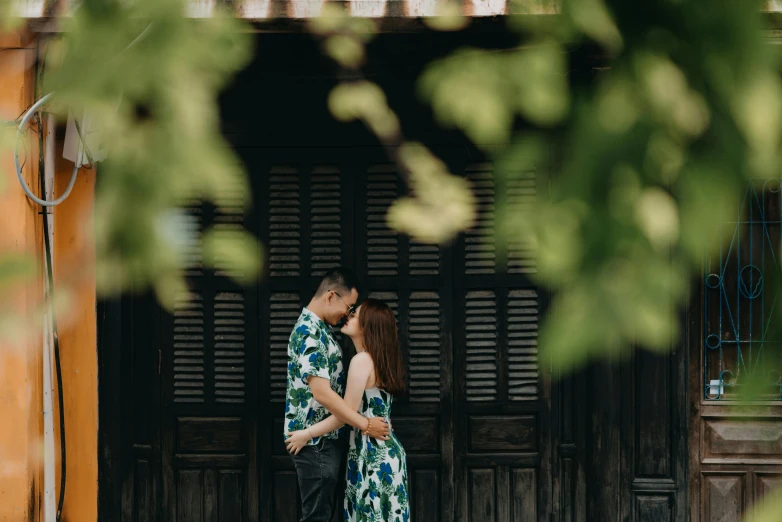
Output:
[283,268,410,522]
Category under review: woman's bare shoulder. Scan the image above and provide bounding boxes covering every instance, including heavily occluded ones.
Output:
[349,352,377,387]
[350,351,374,369]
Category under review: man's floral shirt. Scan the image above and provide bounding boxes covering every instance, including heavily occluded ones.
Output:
[284,308,345,445]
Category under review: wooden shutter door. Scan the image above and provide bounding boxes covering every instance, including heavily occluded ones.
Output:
[454,163,545,522]
[356,159,455,522]
[161,190,260,522]
[260,154,357,522]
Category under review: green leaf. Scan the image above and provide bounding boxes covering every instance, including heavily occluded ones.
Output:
[419,49,513,150]
[324,35,365,69]
[509,41,570,125]
[202,227,262,285]
[564,0,622,53]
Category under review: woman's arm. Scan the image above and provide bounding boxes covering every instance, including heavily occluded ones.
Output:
[286,353,381,454]
[308,353,386,433]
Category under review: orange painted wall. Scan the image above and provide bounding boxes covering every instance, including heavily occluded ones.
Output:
[0,29,44,522]
[52,148,98,522]
[0,29,99,522]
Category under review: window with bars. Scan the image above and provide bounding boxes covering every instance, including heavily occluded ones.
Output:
[703,179,782,400]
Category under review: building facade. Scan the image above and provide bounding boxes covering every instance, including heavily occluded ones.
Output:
[2,4,782,522]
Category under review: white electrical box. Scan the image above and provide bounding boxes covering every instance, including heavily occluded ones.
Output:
[63,109,110,167]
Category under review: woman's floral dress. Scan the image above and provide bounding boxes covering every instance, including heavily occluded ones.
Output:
[344,387,410,522]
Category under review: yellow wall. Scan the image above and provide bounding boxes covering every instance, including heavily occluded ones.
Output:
[0,29,98,522]
[0,28,44,522]
[53,145,97,522]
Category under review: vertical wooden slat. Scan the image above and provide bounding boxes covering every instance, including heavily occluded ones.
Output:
[497,467,510,522]
[469,469,496,522]
[219,471,243,522]
[135,460,152,522]
[413,469,440,521]
[203,469,218,522]
[511,468,537,522]
[177,470,203,522]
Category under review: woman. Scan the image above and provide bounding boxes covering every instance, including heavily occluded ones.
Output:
[285,299,411,522]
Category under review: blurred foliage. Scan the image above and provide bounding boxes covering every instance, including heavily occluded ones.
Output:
[746,487,782,522]
[0,0,780,390]
[315,1,782,378]
[1,0,261,313]
[0,0,781,514]
[313,6,476,243]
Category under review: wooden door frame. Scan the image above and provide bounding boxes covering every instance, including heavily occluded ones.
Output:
[97,295,124,522]
[688,271,782,521]
[688,280,704,522]
[98,291,165,522]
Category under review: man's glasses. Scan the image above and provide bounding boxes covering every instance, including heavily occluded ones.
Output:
[332,291,356,319]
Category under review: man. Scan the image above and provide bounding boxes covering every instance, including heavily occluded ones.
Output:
[284,267,390,522]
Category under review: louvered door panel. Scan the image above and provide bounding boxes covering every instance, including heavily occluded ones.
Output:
[173,293,205,404]
[408,291,441,403]
[366,165,399,277]
[162,173,258,522]
[465,291,498,402]
[182,204,204,278]
[507,289,539,401]
[505,172,537,275]
[310,166,342,277]
[368,291,399,317]
[356,158,451,522]
[269,293,302,404]
[410,241,440,276]
[456,163,542,522]
[214,180,249,279]
[171,288,249,405]
[458,164,541,405]
[269,166,301,277]
[214,292,246,404]
[265,159,357,522]
[465,165,496,275]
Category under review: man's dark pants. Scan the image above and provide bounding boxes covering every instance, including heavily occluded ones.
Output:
[291,438,347,522]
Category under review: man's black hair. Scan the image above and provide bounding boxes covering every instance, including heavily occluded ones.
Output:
[314,267,361,297]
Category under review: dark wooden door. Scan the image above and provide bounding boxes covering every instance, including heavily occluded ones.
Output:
[159,190,261,522]
[452,163,547,522]
[105,144,553,522]
[252,149,551,522]
[102,149,700,522]
[98,30,691,522]
[257,148,459,522]
[689,179,782,522]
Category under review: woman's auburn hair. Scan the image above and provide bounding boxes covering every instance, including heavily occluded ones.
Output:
[358,298,406,396]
